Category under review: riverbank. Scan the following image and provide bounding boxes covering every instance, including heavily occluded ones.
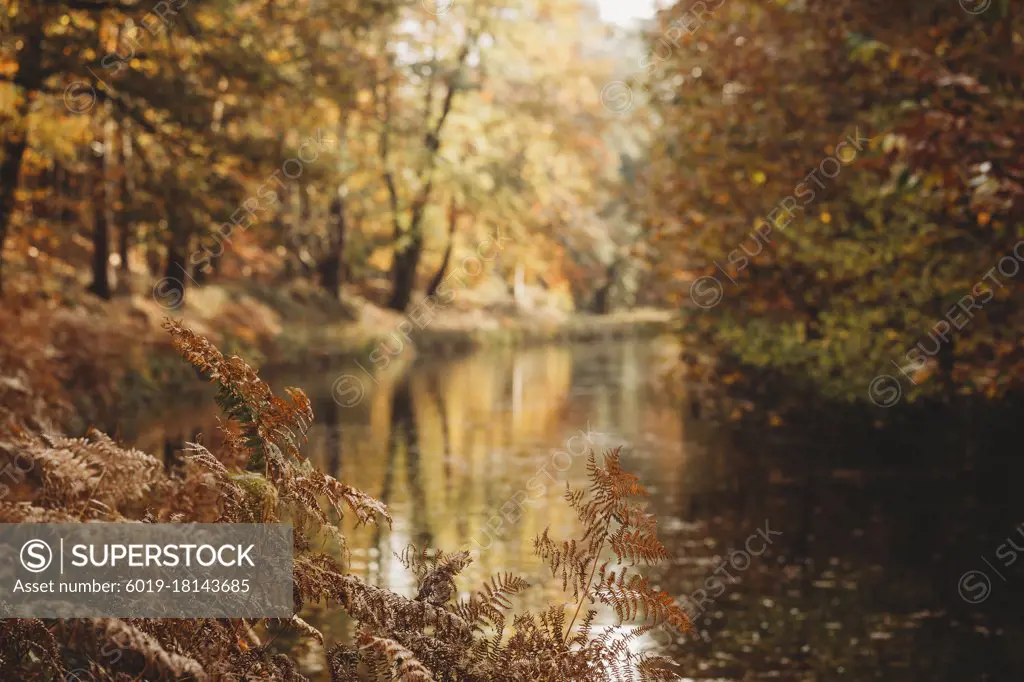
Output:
[180,282,678,366]
[1,281,679,432]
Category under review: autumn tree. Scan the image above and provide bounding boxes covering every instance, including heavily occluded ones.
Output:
[640,0,1023,403]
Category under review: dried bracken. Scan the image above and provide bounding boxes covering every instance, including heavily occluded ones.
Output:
[0,323,688,681]
[58,619,208,681]
[336,449,691,681]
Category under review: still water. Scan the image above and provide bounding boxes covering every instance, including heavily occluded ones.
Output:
[130,338,1021,681]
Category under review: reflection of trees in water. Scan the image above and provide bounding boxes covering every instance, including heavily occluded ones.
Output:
[125,341,1023,680]
[387,378,431,549]
[426,373,452,486]
[320,396,342,479]
[380,346,578,559]
[425,372,468,543]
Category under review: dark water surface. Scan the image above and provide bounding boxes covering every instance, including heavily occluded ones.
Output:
[128,338,1023,681]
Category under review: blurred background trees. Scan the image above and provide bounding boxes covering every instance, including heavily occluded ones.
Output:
[1,0,625,312]
[2,0,1022,405]
[637,0,1023,404]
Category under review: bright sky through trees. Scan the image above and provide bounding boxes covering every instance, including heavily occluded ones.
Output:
[596,0,657,25]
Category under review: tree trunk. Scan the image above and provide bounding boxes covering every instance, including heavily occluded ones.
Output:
[87,118,115,300]
[192,257,208,285]
[162,197,190,305]
[425,197,459,299]
[0,15,45,295]
[118,127,134,278]
[164,241,188,302]
[298,180,310,224]
[592,260,621,314]
[387,237,423,311]
[383,39,471,312]
[319,191,347,298]
[117,214,130,274]
[0,139,27,297]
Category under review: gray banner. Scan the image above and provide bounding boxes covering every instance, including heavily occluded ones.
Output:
[0,523,293,618]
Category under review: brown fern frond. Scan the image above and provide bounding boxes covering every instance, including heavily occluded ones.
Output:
[453,572,530,633]
[608,527,668,566]
[413,549,472,606]
[526,447,693,680]
[167,322,389,561]
[534,531,594,599]
[357,631,436,681]
[0,501,78,522]
[181,441,253,523]
[227,644,310,681]
[395,544,433,579]
[328,570,472,644]
[3,429,164,515]
[566,609,598,647]
[281,615,324,645]
[165,320,313,469]
[321,473,392,527]
[328,642,362,682]
[593,569,691,633]
[62,618,207,680]
[0,619,63,677]
[634,652,681,681]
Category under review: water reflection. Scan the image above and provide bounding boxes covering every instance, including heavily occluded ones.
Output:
[129,338,1022,681]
